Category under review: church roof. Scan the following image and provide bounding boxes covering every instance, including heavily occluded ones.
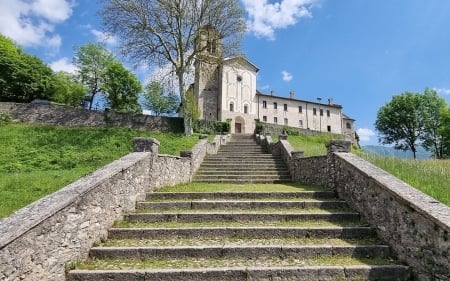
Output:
[223,56,259,72]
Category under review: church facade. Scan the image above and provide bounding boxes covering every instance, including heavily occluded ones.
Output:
[193,29,355,141]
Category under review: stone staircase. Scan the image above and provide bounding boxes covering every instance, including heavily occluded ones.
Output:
[193,134,291,183]
[67,188,410,280]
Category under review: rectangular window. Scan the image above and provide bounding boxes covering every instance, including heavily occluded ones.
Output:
[284,104,288,111]
[313,108,317,115]
[327,110,330,117]
[284,118,288,125]
[244,105,248,114]
[327,125,331,132]
[299,120,303,128]
[262,116,267,122]
[262,100,267,108]
[229,103,234,112]
[274,117,278,124]
[320,109,323,116]
[298,106,302,113]
[273,102,277,109]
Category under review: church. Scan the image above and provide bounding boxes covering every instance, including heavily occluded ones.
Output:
[193,26,355,142]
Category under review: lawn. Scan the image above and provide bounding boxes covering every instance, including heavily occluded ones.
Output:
[0,123,200,218]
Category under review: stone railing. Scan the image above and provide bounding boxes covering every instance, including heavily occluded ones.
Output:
[264,136,450,281]
[0,136,222,281]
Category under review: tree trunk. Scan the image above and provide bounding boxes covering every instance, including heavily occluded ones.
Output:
[177,71,192,135]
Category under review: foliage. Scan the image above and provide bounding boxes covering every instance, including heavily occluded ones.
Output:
[420,88,448,158]
[375,92,425,159]
[440,108,450,158]
[181,88,200,132]
[98,0,246,135]
[254,119,266,134]
[142,81,179,116]
[0,112,12,125]
[375,90,449,159]
[282,126,300,136]
[74,43,115,109]
[50,71,87,107]
[0,123,201,218]
[104,61,142,113]
[193,120,230,134]
[0,34,54,102]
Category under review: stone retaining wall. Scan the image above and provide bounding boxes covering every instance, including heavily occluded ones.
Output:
[0,102,183,132]
[0,136,221,281]
[265,137,450,280]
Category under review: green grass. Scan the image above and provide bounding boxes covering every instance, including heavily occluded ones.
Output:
[285,134,450,206]
[356,151,450,206]
[0,123,201,218]
[156,182,326,192]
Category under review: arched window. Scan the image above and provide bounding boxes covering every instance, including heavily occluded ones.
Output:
[244,105,248,114]
[230,102,234,112]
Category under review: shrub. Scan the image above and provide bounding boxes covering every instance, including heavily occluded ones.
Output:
[0,112,12,125]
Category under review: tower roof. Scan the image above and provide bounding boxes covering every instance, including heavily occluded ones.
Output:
[224,56,259,72]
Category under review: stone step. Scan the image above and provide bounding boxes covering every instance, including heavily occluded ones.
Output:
[68,265,411,281]
[198,162,286,167]
[205,155,280,160]
[107,226,377,240]
[136,200,348,210]
[88,244,392,260]
[146,191,338,200]
[193,174,292,180]
[124,212,360,223]
[192,178,292,183]
[195,170,290,176]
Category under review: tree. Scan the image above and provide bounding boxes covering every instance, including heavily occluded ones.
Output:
[142,81,179,116]
[99,0,246,134]
[181,87,200,128]
[420,88,448,158]
[440,108,450,159]
[74,43,115,109]
[103,61,142,113]
[375,92,425,159]
[50,71,87,107]
[0,34,53,102]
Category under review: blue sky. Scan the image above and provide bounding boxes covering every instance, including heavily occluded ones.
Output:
[1,0,450,145]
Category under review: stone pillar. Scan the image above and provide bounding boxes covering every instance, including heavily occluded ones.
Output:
[325,140,351,190]
[133,137,160,153]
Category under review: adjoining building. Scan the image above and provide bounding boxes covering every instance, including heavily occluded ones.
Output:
[193,26,355,142]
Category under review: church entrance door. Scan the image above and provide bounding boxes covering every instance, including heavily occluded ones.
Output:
[235,123,242,134]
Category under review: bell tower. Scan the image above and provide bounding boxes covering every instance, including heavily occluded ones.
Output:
[194,25,222,121]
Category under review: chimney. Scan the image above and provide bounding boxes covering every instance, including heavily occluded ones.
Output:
[289,91,295,99]
[270,90,274,96]
[328,98,334,105]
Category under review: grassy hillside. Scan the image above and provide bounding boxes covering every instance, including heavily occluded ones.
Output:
[287,135,449,206]
[0,124,200,218]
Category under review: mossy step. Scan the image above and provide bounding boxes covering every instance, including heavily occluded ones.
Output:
[107,226,376,240]
[88,245,392,260]
[68,265,411,281]
[134,207,352,214]
[96,237,380,248]
[136,200,348,210]
[146,191,337,200]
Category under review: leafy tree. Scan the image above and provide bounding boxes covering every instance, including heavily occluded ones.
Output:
[420,88,448,158]
[0,34,53,102]
[104,61,142,113]
[142,81,179,116]
[375,92,425,159]
[50,71,87,107]
[74,43,115,109]
[440,108,450,159]
[99,0,246,134]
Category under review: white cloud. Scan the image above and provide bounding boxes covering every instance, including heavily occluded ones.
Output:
[242,0,319,40]
[0,0,74,48]
[91,29,118,46]
[357,128,375,142]
[49,57,78,74]
[282,70,293,82]
[432,87,450,95]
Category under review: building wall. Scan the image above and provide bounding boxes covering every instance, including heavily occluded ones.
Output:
[219,61,258,134]
[256,94,344,135]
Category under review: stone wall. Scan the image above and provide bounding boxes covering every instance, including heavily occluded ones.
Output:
[0,102,183,133]
[0,136,221,281]
[266,137,450,280]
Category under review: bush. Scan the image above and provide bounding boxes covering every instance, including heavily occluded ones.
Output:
[0,112,12,125]
[254,119,265,134]
[282,126,300,136]
[193,120,230,134]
